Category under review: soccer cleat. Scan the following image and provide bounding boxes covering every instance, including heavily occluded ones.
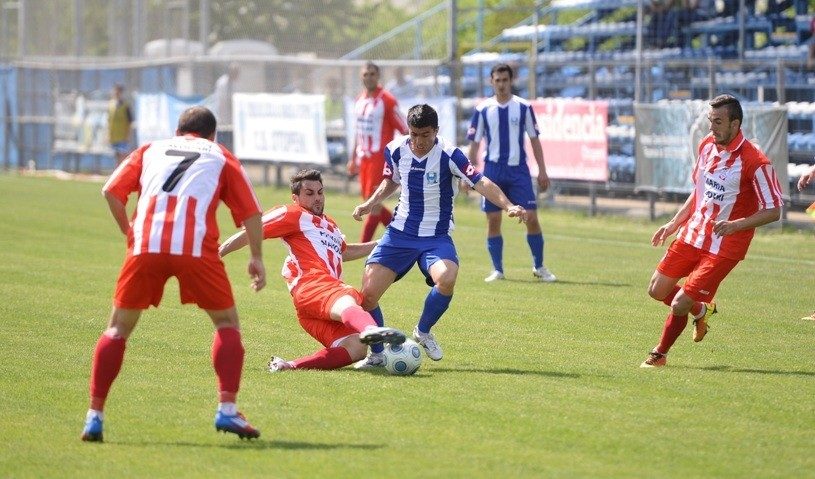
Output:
[640,349,667,368]
[413,326,443,361]
[693,301,717,342]
[80,414,103,442]
[484,270,505,282]
[801,312,815,321]
[533,266,557,282]
[359,326,406,346]
[353,352,385,370]
[267,356,292,373]
[214,411,260,439]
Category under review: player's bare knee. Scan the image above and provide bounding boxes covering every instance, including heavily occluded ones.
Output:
[434,273,457,295]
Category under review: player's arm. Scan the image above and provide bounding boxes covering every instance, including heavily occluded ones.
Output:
[343,240,378,261]
[467,141,480,170]
[798,164,815,191]
[473,176,527,223]
[219,228,249,257]
[651,193,695,246]
[353,178,399,221]
[529,137,550,192]
[242,213,266,292]
[104,191,131,236]
[713,207,781,236]
[346,138,359,176]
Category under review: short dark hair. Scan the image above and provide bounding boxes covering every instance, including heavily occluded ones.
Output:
[709,94,743,123]
[290,168,323,194]
[490,63,514,80]
[407,104,438,130]
[364,61,380,74]
[177,106,217,138]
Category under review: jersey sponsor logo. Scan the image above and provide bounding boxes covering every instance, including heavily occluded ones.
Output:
[426,171,438,185]
[410,166,425,172]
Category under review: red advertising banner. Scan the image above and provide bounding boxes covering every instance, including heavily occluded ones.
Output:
[530,98,608,181]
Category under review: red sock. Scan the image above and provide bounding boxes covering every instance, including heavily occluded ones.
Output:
[291,347,353,370]
[690,302,703,318]
[89,334,127,411]
[361,214,379,242]
[340,305,376,333]
[212,328,244,403]
[661,285,681,306]
[378,207,392,227]
[657,313,688,354]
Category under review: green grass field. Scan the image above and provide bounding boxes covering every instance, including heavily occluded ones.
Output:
[1,174,813,478]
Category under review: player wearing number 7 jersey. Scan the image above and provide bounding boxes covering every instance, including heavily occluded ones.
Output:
[81,107,267,442]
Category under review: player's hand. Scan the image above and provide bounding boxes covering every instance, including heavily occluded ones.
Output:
[713,219,740,237]
[507,205,527,223]
[347,159,359,176]
[248,257,266,292]
[352,203,371,221]
[798,170,814,191]
[537,171,550,192]
[651,222,675,246]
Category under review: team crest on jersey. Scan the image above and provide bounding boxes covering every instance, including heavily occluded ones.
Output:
[426,171,438,184]
[511,117,519,126]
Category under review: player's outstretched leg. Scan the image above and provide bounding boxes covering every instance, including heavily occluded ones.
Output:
[81,411,104,442]
[214,411,260,439]
[359,326,406,346]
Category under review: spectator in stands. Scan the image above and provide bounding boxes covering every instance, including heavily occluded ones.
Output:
[213,63,239,126]
[385,66,418,99]
[648,0,679,49]
[808,15,815,68]
[107,84,133,166]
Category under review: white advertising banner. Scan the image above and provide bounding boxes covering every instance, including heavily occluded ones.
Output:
[233,93,328,164]
[136,93,202,146]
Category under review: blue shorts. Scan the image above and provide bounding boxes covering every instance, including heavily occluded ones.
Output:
[367,227,458,286]
[481,162,537,213]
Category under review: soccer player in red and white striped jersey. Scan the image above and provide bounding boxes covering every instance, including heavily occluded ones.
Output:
[641,94,783,368]
[81,107,266,441]
[347,62,408,242]
[219,169,405,372]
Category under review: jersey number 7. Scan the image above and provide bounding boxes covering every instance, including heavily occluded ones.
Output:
[162,150,201,192]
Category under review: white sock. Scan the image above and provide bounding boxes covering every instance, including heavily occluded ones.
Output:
[218,402,237,416]
[693,304,707,321]
[86,409,103,421]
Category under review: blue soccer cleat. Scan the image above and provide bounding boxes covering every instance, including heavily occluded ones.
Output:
[214,411,260,440]
[81,415,104,442]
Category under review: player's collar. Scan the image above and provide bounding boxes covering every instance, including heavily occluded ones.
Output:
[720,130,745,153]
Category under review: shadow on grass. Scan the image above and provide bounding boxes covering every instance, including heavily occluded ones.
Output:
[682,364,815,377]
[117,439,383,451]
[431,366,580,378]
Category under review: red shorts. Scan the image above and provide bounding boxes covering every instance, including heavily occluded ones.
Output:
[657,241,739,303]
[114,253,234,310]
[358,155,385,199]
[292,275,362,348]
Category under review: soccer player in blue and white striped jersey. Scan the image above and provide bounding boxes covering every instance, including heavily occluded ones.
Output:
[352,104,527,367]
[467,63,556,283]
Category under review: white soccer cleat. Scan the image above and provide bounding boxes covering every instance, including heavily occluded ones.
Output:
[412,326,443,361]
[267,356,292,373]
[484,270,505,282]
[533,266,557,282]
[353,352,385,370]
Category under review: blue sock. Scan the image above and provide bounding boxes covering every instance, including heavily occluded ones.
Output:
[368,306,385,353]
[417,287,452,334]
[527,233,544,269]
[486,235,503,272]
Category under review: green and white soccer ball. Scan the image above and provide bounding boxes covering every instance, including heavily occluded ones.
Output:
[383,338,422,375]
